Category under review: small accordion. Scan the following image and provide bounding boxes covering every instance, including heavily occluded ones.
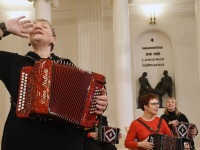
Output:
[96,125,120,144]
[148,134,182,150]
[172,122,198,139]
[16,59,106,128]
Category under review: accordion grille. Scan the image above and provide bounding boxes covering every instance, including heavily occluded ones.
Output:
[148,134,182,150]
[49,63,92,124]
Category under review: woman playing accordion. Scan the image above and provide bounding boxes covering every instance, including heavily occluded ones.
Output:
[125,93,173,150]
[161,97,198,150]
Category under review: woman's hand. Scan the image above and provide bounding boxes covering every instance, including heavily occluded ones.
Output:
[89,132,98,140]
[184,142,190,150]
[5,16,33,38]
[169,120,179,126]
[138,137,154,150]
[118,132,122,139]
[95,88,108,115]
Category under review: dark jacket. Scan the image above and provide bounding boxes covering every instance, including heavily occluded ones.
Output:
[0,51,83,150]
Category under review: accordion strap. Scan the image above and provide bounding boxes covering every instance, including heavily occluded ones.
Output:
[137,118,162,133]
[10,97,17,107]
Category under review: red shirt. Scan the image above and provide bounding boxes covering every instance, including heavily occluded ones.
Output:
[124,116,172,150]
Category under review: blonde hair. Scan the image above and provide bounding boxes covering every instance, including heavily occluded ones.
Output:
[164,97,180,116]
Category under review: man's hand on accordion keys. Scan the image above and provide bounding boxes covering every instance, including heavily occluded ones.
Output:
[94,88,108,115]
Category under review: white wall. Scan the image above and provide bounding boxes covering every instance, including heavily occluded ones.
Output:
[0,7,200,150]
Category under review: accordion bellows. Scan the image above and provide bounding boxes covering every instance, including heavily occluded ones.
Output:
[16,59,106,128]
[148,134,182,150]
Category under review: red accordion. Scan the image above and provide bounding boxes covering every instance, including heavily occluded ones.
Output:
[96,126,120,144]
[172,122,198,139]
[148,134,182,150]
[16,59,106,128]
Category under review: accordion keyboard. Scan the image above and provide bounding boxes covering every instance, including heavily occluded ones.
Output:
[17,66,33,118]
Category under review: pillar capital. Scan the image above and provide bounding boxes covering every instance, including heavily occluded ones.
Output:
[128,0,133,4]
[28,0,59,8]
[107,0,133,5]
[51,0,59,7]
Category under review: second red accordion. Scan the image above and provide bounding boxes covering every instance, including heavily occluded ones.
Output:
[16,59,106,128]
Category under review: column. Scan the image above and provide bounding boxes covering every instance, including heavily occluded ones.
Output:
[28,0,59,22]
[195,0,200,92]
[112,0,134,137]
[77,0,104,73]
